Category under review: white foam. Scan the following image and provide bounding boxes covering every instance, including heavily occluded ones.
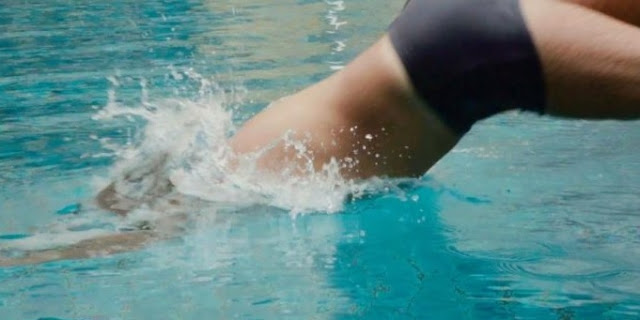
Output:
[93,69,387,217]
[0,69,426,256]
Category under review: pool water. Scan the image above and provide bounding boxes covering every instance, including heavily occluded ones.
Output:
[1,0,640,319]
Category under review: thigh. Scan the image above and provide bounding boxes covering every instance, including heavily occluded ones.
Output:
[562,0,640,27]
[522,0,640,119]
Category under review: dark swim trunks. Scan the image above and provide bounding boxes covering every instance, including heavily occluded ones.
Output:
[389,0,546,134]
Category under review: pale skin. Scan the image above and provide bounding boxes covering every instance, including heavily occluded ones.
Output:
[1,0,639,267]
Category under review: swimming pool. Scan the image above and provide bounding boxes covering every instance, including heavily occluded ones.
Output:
[1,0,639,319]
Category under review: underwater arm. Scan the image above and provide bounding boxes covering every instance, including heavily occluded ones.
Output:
[0,211,187,267]
[0,231,158,267]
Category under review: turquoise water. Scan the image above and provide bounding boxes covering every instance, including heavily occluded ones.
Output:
[1,0,640,319]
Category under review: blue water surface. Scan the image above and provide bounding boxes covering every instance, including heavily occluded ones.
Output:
[1,0,639,319]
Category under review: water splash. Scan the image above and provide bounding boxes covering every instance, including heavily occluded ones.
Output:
[0,68,431,258]
[92,69,401,217]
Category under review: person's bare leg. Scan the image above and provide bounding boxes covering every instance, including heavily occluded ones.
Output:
[230,36,459,179]
[523,0,640,118]
[562,0,640,27]
[230,0,640,180]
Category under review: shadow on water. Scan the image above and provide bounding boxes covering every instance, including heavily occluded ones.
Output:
[324,183,640,320]
[320,184,524,319]
[327,184,476,319]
